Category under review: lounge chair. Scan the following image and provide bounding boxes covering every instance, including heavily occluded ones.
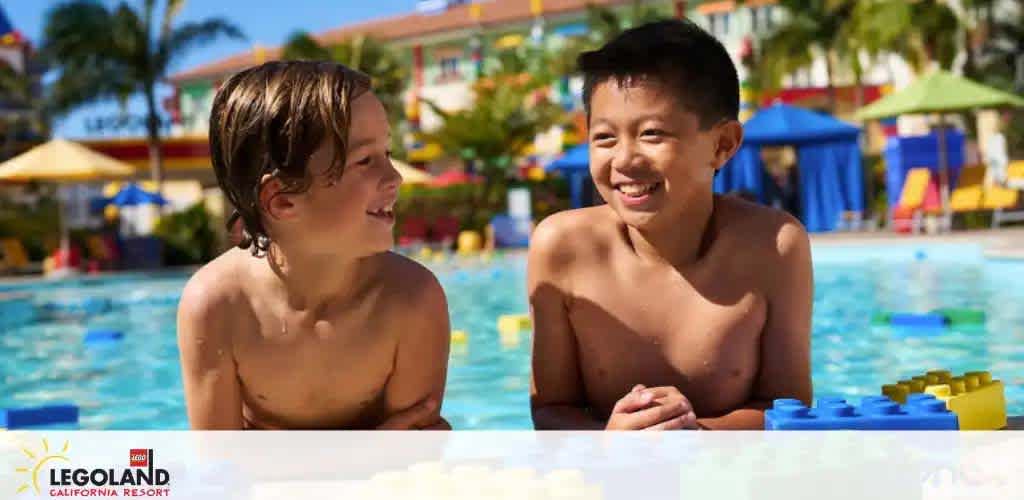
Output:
[890,168,936,234]
[1006,161,1024,190]
[0,238,42,275]
[989,187,1023,228]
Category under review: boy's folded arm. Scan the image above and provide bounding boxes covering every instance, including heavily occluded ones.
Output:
[382,270,451,429]
[177,280,245,430]
[528,216,605,430]
[700,217,813,430]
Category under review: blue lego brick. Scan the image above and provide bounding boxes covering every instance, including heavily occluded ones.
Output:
[1,404,79,429]
[765,395,959,430]
[889,313,948,328]
[84,329,124,344]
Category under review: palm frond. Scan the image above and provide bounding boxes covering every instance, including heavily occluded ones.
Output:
[281,31,331,61]
[158,18,244,71]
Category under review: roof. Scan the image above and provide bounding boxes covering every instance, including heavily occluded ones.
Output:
[170,0,636,84]
[743,103,861,146]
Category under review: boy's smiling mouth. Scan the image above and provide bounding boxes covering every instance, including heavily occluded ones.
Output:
[366,202,395,223]
[614,181,663,207]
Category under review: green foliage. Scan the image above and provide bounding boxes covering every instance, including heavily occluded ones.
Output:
[281,31,410,157]
[41,0,244,183]
[153,202,216,265]
[756,0,961,112]
[549,0,671,79]
[0,190,61,260]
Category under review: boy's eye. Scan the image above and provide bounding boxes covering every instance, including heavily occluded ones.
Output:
[592,133,615,142]
[356,156,372,166]
[641,129,665,137]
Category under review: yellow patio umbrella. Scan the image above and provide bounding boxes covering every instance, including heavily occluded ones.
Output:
[0,138,135,182]
[392,158,434,184]
[0,138,136,255]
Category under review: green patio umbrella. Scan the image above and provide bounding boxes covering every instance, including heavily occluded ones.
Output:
[856,71,1024,120]
[855,71,1024,221]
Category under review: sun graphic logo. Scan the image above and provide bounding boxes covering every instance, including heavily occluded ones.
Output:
[15,438,71,495]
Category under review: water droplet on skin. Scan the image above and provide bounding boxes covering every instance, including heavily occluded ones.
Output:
[217,349,224,357]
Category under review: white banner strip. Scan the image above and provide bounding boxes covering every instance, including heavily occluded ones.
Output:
[2,431,1023,500]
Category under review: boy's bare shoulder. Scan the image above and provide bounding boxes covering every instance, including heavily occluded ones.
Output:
[530,206,618,265]
[371,251,446,305]
[713,195,809,260]
[178,249,250,332]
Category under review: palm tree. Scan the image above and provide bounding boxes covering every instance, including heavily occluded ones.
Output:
[756,0,857,113]
[0,61,49,160]
[42,0,244,188]
[281,31,409,155]
[971,0,1023,92]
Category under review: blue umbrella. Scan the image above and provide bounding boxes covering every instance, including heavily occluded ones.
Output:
[106,183,167,207]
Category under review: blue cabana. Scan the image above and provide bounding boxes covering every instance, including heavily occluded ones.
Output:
[546,143,591,209]
[716,103,865,232]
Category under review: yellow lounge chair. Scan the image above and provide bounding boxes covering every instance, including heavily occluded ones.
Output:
[0,238,41,275]
[989,188,1023,229]
[890,167,932,234]
[1006,160,1024,190]
[949,165,986,213]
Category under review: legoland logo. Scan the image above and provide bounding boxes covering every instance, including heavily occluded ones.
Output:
[15,439,171,497]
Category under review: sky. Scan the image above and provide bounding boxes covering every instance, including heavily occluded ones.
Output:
[4,0,418,138]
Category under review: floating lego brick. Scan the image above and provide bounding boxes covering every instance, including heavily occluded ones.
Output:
[889,313,948,328]
[0,404,79,429]
[765,395,958,430]
[84,329,124,344]
[882,370,1006,430]
[931,308,985,325]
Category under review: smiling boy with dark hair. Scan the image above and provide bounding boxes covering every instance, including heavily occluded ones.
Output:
[529,20,812,430]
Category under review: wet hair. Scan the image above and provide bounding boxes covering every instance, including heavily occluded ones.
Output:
[579,19,739,129]
[209,60,372,256]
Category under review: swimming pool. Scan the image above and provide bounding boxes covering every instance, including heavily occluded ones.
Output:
[1,243,1021,429]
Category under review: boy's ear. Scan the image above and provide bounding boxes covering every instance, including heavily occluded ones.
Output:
[259,176,298,221]
[712,120,744,170]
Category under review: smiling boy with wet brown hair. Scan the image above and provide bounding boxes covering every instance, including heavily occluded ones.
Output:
[529,20,813,430]
[177,61,450,430]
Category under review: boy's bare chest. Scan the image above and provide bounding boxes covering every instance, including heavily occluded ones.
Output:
[231,308,398,428]
[567,264,767,416]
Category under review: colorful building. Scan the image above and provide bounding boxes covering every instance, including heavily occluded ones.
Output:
[149,0,899,175]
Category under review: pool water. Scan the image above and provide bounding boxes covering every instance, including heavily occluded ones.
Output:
[1,244,1021,429]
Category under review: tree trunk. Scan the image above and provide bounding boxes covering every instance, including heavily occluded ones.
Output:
[144,84,165,190]
[825,52,838,114]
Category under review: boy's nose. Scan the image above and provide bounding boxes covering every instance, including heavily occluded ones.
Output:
[382,159,403,189]
[611,141,646,173]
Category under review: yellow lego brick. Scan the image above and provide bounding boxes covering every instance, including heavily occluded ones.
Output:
[882,370,1007,430]
[497,314,531,335]
[451,330,469,345]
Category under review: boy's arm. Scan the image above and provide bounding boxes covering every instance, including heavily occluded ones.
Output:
[177,282,245,430]
[382,271,451,430]
[697,219,813,430]
[528,219,605,430]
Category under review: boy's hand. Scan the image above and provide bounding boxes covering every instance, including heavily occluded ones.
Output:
[376,398,440,430]
[605,385,699,430]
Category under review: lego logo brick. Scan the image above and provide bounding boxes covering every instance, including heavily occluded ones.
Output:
[130,449,148,467]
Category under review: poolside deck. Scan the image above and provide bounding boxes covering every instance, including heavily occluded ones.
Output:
[811,227,1024,260]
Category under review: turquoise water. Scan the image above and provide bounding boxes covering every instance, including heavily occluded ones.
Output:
[1,244,1021,429]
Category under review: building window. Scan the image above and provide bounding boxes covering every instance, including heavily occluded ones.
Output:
[763,6,774,30]
[707,13,730,38]
[440,57,460,79]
